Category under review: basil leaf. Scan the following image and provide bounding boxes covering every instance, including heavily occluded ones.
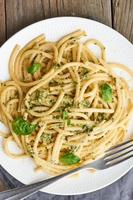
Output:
[12,117,36,135]
[27,63,41,75]
[62,111,68,120]
[60,152,80,165]
[62,111,71,126]
[101,83,112,103]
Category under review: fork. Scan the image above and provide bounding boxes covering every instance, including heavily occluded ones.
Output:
[0,139,133,200]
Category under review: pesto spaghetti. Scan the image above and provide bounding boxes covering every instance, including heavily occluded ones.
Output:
[0,30,133,175]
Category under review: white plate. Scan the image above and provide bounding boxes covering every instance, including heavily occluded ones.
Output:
[0,17,133,195]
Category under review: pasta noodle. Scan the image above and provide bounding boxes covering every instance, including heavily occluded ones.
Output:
[0,30,133,175]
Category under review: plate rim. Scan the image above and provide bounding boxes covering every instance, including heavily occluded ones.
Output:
[1,16,133,49]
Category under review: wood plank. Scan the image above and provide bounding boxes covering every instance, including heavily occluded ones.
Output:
[5,0,113,39]
[112,0,133,42]
[0,0,6,46]
[41,0,112,27]
[5,0,44,38]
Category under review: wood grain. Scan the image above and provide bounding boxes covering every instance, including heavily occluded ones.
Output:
[41,0,112,26]
[0,0,6,45]
[1,0,133,44]
[112,0,133,42]
[5,0,44,38]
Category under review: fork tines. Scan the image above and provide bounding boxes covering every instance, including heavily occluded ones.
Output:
[104,139,133,167]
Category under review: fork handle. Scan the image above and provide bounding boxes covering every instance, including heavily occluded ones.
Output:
[0,165,87,200]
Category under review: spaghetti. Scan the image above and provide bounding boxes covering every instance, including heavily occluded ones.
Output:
[0,30,133,175]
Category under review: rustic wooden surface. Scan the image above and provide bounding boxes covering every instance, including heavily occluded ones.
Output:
[113,0,133,42]
[0,0,133,46]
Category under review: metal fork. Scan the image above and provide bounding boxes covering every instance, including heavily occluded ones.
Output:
[0,139,133,200]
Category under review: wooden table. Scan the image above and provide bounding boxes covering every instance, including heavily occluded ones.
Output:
[0,0,133,47]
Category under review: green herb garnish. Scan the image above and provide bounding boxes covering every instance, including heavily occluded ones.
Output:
[62,111,68,120]
[101,83,112,103]
[35,90,48,104]
[97,113,108,122]
[67,118,71,126]
[80,68,89,80]
[60,152,80,165]
[12,117,36,135]
[79,99,90,108]
[62,111,71,125]
[41,133,52,143]
[28,63,41,75]
[82,124,95,132]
